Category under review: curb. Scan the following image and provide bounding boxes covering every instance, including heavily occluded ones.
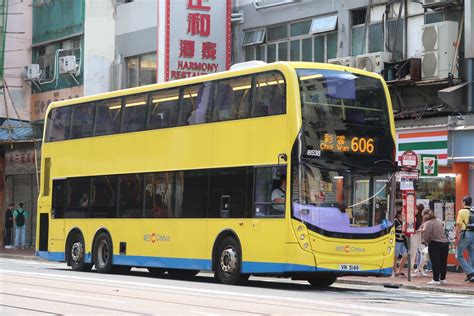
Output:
[336,279,474,295]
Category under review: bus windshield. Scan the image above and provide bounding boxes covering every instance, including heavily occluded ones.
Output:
[293,68,396,234]
[296,68,395,173]
[292,163,394,233]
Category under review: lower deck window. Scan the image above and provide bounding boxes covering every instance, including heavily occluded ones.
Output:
[51,165,285,219]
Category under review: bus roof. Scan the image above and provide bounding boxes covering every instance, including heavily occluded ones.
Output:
[45,61,383,113]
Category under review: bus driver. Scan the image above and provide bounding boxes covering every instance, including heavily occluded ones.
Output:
[271,172,286,214]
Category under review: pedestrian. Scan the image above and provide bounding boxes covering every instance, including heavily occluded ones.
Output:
[4,203,15,248]
[421,208,449,285]
[393,211,408,277]
[454,196,474,282]
[410,204,425,276]
[13,202,28,249]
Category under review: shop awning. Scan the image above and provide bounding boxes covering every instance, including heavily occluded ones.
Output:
[0,119,35,143]
[396,127,448,166]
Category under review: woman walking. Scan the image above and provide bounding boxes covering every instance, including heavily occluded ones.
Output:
[421,209,449,285]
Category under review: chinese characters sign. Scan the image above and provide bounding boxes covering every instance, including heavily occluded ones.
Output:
[319,133,375,154]
[5,144,37,175]
[163,0,231,81]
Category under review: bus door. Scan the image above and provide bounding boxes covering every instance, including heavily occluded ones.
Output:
[247,166,287,270]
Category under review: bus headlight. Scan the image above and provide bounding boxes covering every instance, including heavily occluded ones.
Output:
[297,226,304,231]
[389,238,393,244]
[300,234,305,240]
[387,247,392,253]
[303,243,309,249]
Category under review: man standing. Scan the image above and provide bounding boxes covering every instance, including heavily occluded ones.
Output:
[393,211,408,277]
[455,196,474,282]
[4,203,14,248]
[13,202,28,249]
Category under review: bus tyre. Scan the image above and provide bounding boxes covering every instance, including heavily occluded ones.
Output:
[167,268,199,279]
[307,275,337,288]
[93,232,114,274]
[215,237,247,285]
[68,233,92,272]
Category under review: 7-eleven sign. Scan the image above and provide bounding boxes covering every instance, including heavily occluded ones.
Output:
[421,154,438,176]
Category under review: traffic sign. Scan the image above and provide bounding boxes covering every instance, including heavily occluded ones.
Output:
[401,150,418,168]
[421,154,438,176]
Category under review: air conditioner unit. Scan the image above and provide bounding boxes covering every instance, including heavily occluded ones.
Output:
[421,21,458,80]
[423,0,455,8]
[356,52,392,74]
[24,64,41,80]
[59,55,78,74]
[328,57,356,68]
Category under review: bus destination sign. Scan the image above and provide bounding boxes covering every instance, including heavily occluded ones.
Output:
[319,133,375,154]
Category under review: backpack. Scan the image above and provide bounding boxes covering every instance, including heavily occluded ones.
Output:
[466,206,474,231]
[16,210,25,227]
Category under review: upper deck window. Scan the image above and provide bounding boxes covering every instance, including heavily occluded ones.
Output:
[46,106,71,142]
[44,70,286,142]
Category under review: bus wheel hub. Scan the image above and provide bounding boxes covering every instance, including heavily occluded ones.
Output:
[220,247,237,273]
[71,242,83,262]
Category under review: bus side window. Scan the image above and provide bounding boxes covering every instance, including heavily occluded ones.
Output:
[212,81,235,122]
[178,86,196,126]
[89,176,118,218]
[208,167,248,218]
[46,107,71,142]
[94,98,122,136]
[181,170,208,218]
[252,72,286,118]
[253,166,285,217]
[149,88,180,129]
[52,179,66,218]
[186,82,213,125]
[123,94,147,132]
[118,174,143,218]
[70,104,95,139]
[66,177,90,218]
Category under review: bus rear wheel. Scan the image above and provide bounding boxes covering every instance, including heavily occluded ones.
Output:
[215,237,247,285]
[307,275,337,288]
[93,232,114,274]
[67,233,92,272]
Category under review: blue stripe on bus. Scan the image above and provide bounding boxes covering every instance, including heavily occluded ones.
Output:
[35,251,392,276]
[112,255,212,270]
[37,251,65,261]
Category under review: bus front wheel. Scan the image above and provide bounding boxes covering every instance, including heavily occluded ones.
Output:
[307,275,337,288]
[67,233,92,272]
[215,237,247,285]
[93,232,114,274]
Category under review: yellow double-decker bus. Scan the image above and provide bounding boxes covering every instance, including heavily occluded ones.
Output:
[36,62,397,286]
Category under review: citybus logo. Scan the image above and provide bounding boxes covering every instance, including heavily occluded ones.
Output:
[144,233,171,243]
[335,245,366,253]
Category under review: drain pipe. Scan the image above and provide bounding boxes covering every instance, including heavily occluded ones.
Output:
[466,1,474,112]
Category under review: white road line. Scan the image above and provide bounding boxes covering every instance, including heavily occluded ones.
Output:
[21,287,125,304]
[3,270,449,316]
[191,311,221,316]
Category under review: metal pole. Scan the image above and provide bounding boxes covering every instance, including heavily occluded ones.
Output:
[407,235,411,282]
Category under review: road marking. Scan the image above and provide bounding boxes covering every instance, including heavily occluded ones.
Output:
[3,270,449,316]
[191,311,221,316]
[21,287,125,304]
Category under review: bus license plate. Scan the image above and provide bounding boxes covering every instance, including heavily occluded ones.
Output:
[339,264,361,271]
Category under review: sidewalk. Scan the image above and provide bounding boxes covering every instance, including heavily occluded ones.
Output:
[338,270,474,295]
[1,247,472,294]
